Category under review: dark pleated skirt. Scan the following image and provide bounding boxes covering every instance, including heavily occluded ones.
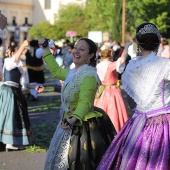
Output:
[68,106,116,170]
[0,84,32,146]
[27,68,45,84]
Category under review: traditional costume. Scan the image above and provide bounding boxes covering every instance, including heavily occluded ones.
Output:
[97,52,170,170]
[43,52,116,170]
[0,57,32,147]
[94,60,129,132]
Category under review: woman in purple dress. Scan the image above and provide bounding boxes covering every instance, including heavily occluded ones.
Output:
[97,23,170,170]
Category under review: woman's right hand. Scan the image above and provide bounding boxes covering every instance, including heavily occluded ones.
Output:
[61,117,77,130]
[22,40,30,48]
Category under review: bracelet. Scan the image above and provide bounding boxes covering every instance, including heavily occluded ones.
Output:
[63,119,73,129]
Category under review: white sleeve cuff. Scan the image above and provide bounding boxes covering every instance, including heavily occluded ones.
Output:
[0,29,3,37]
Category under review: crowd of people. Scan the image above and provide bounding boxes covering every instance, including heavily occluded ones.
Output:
[0,11,170,170]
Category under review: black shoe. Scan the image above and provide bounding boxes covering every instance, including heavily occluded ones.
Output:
[0,142,5,151]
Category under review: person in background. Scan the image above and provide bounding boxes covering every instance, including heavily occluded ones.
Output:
[0,37,5,80]
[61,40,70,60]
[63,43,74,69]
[97,23,170,170]
[25,39,51,101]
[111,41,124,61]
[0,11,7,81]
[0,40,44,151]
[38,37,116,170]
[158,38,170,58]
[94,44,129,132]
[25,40,45,101]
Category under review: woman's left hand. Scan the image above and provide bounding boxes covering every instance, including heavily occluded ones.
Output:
[61,117,77,130]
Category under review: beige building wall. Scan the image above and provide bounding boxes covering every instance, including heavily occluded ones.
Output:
[32,0,87,25]
[0,0,33,45]
[0,0,87,45]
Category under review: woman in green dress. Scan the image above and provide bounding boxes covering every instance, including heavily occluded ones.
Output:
[39,38,116,170]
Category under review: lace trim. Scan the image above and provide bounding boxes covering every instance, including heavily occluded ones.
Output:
[45,125,72,170]
[61,65,99,112]
[122,52,170,107]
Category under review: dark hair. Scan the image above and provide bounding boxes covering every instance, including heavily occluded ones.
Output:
[162,38,169,46]
[136,23,160,51]
[30,40,39,48]
[0,38,2,46]
[4,45,16,58]
[78,38,97,67]
[67,43,74,49]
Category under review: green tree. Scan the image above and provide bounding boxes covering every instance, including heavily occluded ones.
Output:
[84,0,116,41]
[112,0,122,42]
[29,21,56,40]
[54,3,87,39]
[126,0,170,37]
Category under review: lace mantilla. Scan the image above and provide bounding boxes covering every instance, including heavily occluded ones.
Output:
[122,52,170,107]
[61,65,100,112]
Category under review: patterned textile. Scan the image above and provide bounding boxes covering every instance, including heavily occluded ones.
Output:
[97,52,170,170]
[97,113,170,170]
[44,107,116,170]
[122,52,170,107]
[0,84,32,145]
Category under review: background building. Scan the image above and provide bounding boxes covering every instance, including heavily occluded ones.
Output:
[0,0,87,45]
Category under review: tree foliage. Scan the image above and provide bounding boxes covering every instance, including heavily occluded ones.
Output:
[84,0,116,40]
[29,21,56,40]
[29,0,170,42]
[126,0,170,37]
[54,3,87,39]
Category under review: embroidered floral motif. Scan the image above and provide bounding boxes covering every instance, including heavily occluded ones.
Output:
[61,65,99,112]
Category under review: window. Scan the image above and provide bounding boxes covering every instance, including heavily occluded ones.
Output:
[45,0,51,9]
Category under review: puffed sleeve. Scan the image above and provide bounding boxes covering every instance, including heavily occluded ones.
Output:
[116,57,126,74]
[5,57,22,71]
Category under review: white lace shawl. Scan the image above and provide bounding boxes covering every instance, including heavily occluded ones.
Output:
[122,52,170,107]
[61,64,100,112]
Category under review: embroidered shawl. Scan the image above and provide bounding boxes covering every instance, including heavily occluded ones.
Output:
[122,52,170,107]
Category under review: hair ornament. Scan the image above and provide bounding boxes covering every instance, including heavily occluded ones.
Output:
[100,44,110,51]
[137,24,161,38]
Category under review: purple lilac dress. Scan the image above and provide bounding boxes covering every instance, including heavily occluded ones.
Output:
[97,52,170,170]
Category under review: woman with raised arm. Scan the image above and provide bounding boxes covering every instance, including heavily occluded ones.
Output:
[0,40,44,151]
[97,23,170,170]
[39,37,116,170]
[94,45,129,132]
